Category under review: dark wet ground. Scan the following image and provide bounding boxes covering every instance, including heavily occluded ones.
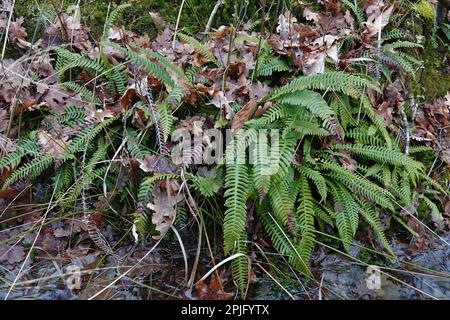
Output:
[1,233,449,300]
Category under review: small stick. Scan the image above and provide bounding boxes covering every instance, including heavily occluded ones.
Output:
[172,0,186,50]
[1,0,16,60]
[400,106,410,156]
[205,0,224,33]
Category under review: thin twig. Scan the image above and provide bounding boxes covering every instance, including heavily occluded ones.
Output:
[205,0,224,33]
[1,0,15,60]
[172,0,186,50]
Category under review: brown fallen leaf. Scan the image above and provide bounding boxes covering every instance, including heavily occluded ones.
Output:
[184,270,234,300]
[137,155,177,173]
[230,100,258,132]
[37,130,69,160]
[147,182,183,239]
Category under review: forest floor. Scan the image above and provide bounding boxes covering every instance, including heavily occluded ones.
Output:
[0,0,449,300]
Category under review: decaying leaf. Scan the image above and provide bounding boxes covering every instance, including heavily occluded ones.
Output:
[38,130,69,160]
[137,155,177,173]
[231,100,258,132]
[147,183,183,239]
[363,2,393,40]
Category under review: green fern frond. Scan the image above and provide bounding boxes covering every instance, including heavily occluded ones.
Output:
[266,72,380,101]
[289,120,330,136]
[341,0,365,25]
[299,166,327,202]
[177,33,218,66]
[56,105,86,126]
[223,163,250,254]
[101,3,132,43]
[257,58,290,77]
[0,138,40,170]
[141,48,191,86]
[54,163,73,200]
[232,232,249,296]
[109,44,176,89]
[321,160,395,210]
[408,146,434,153]
[60,82,101,105]
[133,209,150,240]
[333,144,424,171]
[296,174,316,266]
[62,116,118,161]
[356,197,394,256]
[2,154,53,189]
[259,211,311,275]
[138,173,179,202]
[327,182,355,252]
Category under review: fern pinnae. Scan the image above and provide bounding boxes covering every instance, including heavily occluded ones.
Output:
[296,174,316,266]
[61,81,101,105]
[177,33,219,66]
[321,160,395,210]
[266,72,380,101]
[109,44,176,90]
[232,233,250,296]
[101,3,132,43]
[299,166,327,202]
[333,144,424,171]
[327,181,354,252]
[223,163,250,254]
[260,211,312,276]
[2,154,54,189]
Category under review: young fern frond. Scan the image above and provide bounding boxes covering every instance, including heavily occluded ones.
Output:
[101,3,132,43]
[177,33,219,66]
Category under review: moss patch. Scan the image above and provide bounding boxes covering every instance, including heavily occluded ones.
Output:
[408,46,450,100]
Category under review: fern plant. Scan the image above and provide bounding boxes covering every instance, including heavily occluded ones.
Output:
[220,71,445,294]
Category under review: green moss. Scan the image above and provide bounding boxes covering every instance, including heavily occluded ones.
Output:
[414,0,436,24]
[407,45,450,100]
[13,0,261,39]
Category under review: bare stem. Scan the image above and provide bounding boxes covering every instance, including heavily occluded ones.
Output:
[205,0,224,33]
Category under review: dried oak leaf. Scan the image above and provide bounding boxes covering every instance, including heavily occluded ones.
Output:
[147,184,183,239]
[363,3,393,40]
[8,17,31,50]
[38,130,69,159]
[206,90,235,120]
[137,155,177,173]
[0,243,26,264]
[231,100,258,132]
[193,270,234,300]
